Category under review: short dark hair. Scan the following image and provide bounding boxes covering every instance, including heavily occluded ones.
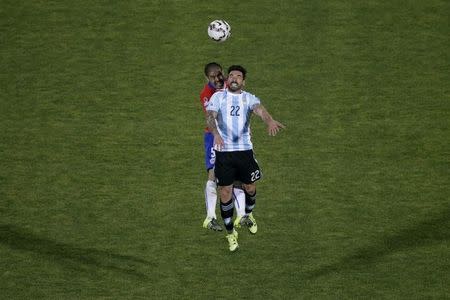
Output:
[204,62,222,76]
[227,65,247,79]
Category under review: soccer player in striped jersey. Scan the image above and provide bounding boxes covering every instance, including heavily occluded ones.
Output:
[206,65,285,251]
[200,62,246,232]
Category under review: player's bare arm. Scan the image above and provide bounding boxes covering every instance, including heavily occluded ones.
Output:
[253,104,285,136]
[206,110,224,150]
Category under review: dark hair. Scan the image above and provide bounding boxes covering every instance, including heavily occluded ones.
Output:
[204,62,222,76]
[227,65,247,79]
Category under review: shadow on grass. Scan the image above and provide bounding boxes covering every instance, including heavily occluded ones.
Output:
[306,208,450,279]
[0,224,153,279]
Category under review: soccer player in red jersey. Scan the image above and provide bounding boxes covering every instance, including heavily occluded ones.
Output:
[200,62,245,231]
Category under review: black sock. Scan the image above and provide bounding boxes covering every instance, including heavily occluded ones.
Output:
[245,190,256,214]
[220,198,234,233]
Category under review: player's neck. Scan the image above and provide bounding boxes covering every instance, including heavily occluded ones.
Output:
[227,88,242,94]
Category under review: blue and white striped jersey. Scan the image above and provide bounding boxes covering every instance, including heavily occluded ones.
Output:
[207,89,261,152]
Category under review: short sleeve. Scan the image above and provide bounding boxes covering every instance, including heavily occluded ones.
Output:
[248,93,261,109]
[206,92,220,111]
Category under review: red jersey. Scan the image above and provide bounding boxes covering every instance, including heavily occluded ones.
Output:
[200,82,217,132]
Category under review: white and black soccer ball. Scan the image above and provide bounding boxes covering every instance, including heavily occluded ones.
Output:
[207,20,231,42]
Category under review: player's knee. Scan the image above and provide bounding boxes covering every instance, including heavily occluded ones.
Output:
[219,185,233,201]
[207,169,215,181]
[243,183,256,195]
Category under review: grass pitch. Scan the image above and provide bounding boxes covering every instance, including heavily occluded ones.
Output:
[1,0,449,299]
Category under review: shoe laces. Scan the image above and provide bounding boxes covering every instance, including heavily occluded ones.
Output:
[242,216,254,227]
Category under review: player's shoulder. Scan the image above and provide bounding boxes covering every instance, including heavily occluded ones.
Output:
[211,89,226,99]
[200,84,214,96]
[242,89,256,95]
[201,88,217,106]
[242,90,260,101]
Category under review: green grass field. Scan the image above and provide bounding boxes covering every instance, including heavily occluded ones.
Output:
[1,0,449,299]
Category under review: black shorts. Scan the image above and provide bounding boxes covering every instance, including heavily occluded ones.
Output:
[214,150,262,186]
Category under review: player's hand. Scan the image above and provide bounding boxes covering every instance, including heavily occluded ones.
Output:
[213,134,225,151]
[267,120,285,136]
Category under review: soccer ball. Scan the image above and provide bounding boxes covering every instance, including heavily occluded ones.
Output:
[207,20,231,42]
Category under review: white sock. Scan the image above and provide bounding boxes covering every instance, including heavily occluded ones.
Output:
[205,180,217,219]
[233,187,246,217]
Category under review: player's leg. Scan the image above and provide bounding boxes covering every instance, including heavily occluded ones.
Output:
[205,169,217,219]
[243,182,257,214]
[215,151,238,251]
[219,184,234,232]
[203,168,223,231]
[219,184,238,251]
[203,133,222,231]
[232,182,246,227]
[238,150,261,234]
[241,183,258,234]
